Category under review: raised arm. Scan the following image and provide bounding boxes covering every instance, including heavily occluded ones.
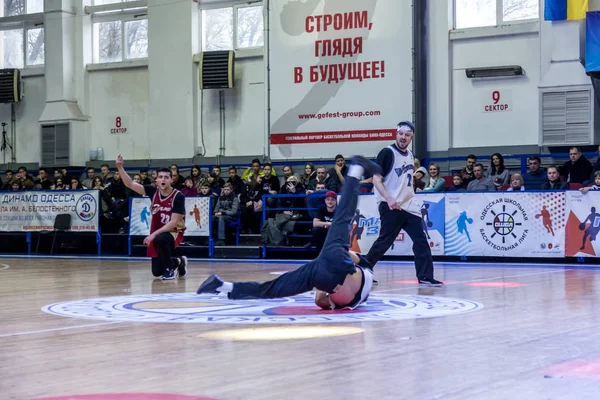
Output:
[116,154,146,196]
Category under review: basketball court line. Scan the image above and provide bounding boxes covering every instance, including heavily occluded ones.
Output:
[0,321,124,338]
[0,264,9,271]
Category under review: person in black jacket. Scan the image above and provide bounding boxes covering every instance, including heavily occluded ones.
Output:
[559,147,592,184]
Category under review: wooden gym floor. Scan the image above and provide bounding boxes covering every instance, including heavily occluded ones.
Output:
[2,257,600,400]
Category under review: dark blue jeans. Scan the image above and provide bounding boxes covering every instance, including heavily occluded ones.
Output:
[229,177,360,299]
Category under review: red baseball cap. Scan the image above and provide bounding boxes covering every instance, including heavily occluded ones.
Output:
[325,191,337,199]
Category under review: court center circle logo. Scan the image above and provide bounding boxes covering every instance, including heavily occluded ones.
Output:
[42,293,483,324]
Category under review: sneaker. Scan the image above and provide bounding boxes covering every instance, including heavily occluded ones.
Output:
[197,274,224,294]
[372,279,379,285]
[351,155,382,178]
[177,256,188,278]
[418,278,444,287]
[162,269,176,280]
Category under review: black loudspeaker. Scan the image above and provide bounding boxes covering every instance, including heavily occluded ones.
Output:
[0,69,22,103]
[199,50,234,89]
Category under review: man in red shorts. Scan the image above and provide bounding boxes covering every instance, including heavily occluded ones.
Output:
[116,155,187,280]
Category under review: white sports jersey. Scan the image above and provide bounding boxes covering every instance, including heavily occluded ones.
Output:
[342,266,374,310]
[373,144,422,217]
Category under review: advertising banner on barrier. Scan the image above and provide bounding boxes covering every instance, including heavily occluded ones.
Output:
[129,197,211,237]
[444,192,566,257]
[565,191,600,257]
[268,0,412,159]
[0,190,100,232]
[349,194,445,256]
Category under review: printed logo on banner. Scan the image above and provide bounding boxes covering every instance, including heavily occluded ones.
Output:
[565,192,600,257]
[75,193,97,222]
[480,199,529,250]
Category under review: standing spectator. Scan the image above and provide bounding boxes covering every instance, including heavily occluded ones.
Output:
[559,146,593,184]
[328,154,348,193]
[541,166,569,190]
[523,156,547,189]
[489,153,510,188]
[365,120,442,287]
[82,167,96,188]
[460,154,477,184]
[312,191,337,254]
[213,183,240,246]
[100,164,113,185]
[467,164,495,192]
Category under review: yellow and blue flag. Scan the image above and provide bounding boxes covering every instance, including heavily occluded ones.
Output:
[544,0,588,21]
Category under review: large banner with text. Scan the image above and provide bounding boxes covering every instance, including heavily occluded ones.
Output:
[129,197,212,237]
[444,192,566,257]
[268,0,412,159]
[565,191,600,257]
[0,190,100,232]
[349,194,446,256]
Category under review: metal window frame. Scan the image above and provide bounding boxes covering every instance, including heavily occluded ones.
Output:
[199,2,263,52]
[0,12,44,68]
[453,0,539,30]
[25,25,44,66]
[91,12,147,63]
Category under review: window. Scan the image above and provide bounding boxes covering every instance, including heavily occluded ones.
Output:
[0,27,44,68]
[201,4,264,51]
[26,27,44,65]
[454,0,538,29]
[92,17,147,63]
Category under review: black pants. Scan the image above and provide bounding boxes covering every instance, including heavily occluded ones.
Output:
[365,204,434,281]
[151,232,176,277]
[312,227,328,254]
[229,176,360,300]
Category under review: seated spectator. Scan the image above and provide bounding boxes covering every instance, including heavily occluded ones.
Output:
[280,165,296,186]
[300,163,316,187]
[312,191,337,254]
[70,177,85,190]
[16,166,35,189]
[447,174,466,192]
[467,163,495,192]
[460,154,477,184]
[36,167,52,190]
[423,164,445,192]
[241,158,263,183]
[181,178,199,197]
[489,153,510,188]
[523,156,547,188]
[170,164,185,190]
[2,169,13,190]
[559,146,592,184]
[307,166,337,192]
[261,176,305,246]
[11,181,21,190]
[592,145,600,176]
[207,172,222,197]
[580,171,600,194]
[506,173,525,191]
[139,169,152,185]
[541,166,569,190]
[213,183,240,246]
[53,178,66,190]
[150,170,158,186]
[414,166,427,186]
[307,181,328,219]
[198,182,216,199]
[240,174,265,233]
[189,165,204,189]
[126,175,143,198]
[413,175,425,192]
[211,165,226,187]
[328,154,348,193]
[82,167,95,189]
[227,166,244,195]
[105,171,129,230]
[262,163,281,194]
